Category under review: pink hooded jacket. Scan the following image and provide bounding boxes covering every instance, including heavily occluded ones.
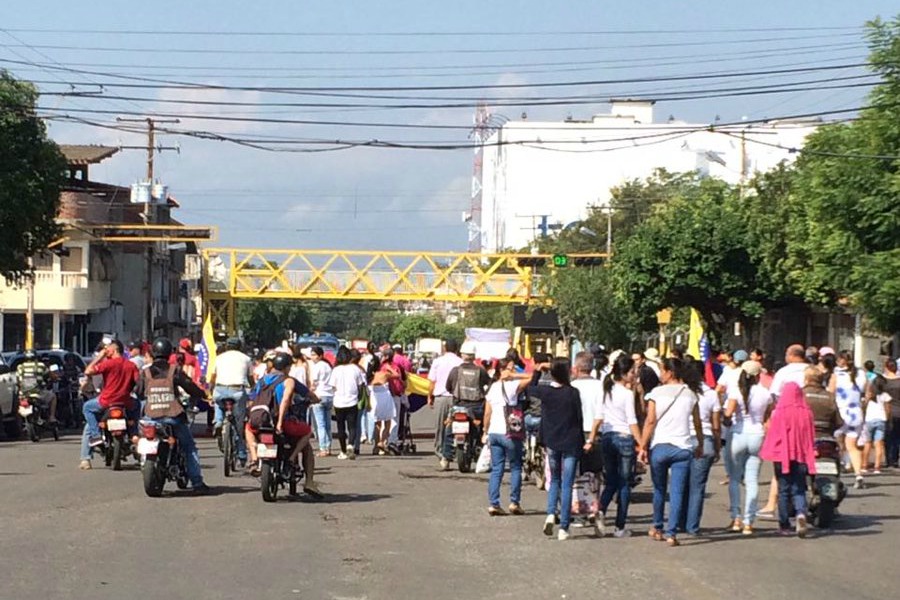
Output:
[759,382,817,475]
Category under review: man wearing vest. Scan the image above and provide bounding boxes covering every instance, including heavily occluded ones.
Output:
[440,341,491,469]
[16,350,58,424]
[139,338,212,495]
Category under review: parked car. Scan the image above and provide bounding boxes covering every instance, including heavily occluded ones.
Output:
[0,354,19,439]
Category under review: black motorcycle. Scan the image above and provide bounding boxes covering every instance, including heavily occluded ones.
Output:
[138,419,190,497]
[448,405,483,473]
[808,438,847,528]
[256,427,305,502]
[99,406,136,471]
[18,391,59,442]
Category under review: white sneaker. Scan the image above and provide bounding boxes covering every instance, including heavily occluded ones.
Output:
[558,528,570,541]
[543,515,555,537]
[613,527,631,538]
[796,515,808,539]
[337,452,349,460]
[347,449,356,461]
[595,512,606,537]
[439,458,450,471]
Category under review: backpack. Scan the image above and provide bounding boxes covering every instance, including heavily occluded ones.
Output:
[500,382,525,440]
[453,363,485,403]
[251,374,286,410]
[143,366,184,419]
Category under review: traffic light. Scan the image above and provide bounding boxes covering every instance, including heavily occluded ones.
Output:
[552,254,569,267]
[517,257,547,268]
[573,256,604,267]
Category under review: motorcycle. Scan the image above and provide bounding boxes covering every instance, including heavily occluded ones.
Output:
[449,405,483,473]
[18,391,59,443]
[808,438,847,528]
[138,419,190,497]
[256,427,305,502]
[99,406,136,471]
[218,397,244,477]
[524,427,544,489]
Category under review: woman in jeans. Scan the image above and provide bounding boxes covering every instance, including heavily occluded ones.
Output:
[724,360,772,535]
[679,359,721,536]
[759,382,817,537]
[639,357,703,547]
[586,354,642,538]
[530,358,584,540]
[481,358,531,516]
[308,346,334,457]
[326,347,366,460]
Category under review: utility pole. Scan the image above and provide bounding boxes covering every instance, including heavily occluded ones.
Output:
[116,117,179,340]
[606,205,613,257]
[25,256,34,351]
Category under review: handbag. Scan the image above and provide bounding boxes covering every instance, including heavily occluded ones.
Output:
[500,382,525,440]
[357,384,371,411]
[580,439,604,474]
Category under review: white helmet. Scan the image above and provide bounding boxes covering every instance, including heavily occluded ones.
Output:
[460,341,477,356]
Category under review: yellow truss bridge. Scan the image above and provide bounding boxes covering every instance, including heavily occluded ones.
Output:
[202,248,607,332]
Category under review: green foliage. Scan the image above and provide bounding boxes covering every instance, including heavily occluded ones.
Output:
[0,71,67,281]
[236,300,312,348]
[464,304,513,330]
[544,265,634,347]
[390,314,446,346]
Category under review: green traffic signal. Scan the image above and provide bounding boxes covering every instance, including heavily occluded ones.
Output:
[552,254,569,267]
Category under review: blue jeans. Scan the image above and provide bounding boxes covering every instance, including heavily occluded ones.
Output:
[213,387,249,461]
[599,432,635,530]
[729,431,764,524]
[310,397,334,451]
[888,417,900,466]
[488,434,523,507]
[547,448,580,531]
[681,438,716,534]
[442,403,484,460]
[360,408,375,442]
[80,424,92,460]
[154,415,204,488]
[650,443,692,538]
[774,461,808,530]
[82,398,139,439]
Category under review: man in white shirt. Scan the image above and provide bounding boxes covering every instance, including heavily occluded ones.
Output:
[428,340,463,459]
[770,344,809,400]
[210,337,254,466]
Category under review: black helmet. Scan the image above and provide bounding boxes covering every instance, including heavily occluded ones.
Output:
[272,352,292,372]
[225,337,241,351]
[152,337,174,359]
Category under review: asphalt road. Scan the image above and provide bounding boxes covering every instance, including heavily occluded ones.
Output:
[2,416,899,600]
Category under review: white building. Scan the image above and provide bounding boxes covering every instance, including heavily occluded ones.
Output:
[477,100,818,252]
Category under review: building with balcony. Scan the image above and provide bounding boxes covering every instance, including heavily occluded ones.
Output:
[0,145,204,354]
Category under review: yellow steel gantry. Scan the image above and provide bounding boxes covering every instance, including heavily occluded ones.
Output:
[202,248,607,333]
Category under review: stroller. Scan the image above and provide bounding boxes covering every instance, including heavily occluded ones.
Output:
[388,401,417,456]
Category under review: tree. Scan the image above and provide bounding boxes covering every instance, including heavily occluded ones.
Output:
[0,71,67,281]
[236,300,312,348]
[390,314,446,346]
[464,304,513,330]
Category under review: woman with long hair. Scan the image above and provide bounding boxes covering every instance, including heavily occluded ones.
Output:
[680,359,721,536]
[828,350,868,488]
[639,357,703,547]
[586,354,641,538]
[308,346,334,457]
[724,361,773,535]
[326,346,366,460]
[530,358,584,540]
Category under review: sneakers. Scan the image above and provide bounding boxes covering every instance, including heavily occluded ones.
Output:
[729,519,743,532]
[543,515,555,537]
[347,449,357,461]
[872,470,882,475]
[557,528,570,541]
[337,452,349,460]
[88,436,104,448]
[742,524,754,536]
[192,483,214,496]
[796,515,808,538]
[488,505,507,517]
[79,460,92,470]
[595,512,606,537]
[508,503,524,516]
[613,527,631,538]
[439,458,450,471]
[854,476,865,490]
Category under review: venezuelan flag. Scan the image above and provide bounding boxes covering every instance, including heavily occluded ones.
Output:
[405,372,431,413]
[198,313,217,384]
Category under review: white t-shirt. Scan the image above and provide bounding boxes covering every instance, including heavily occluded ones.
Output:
[572,377,604,433]
[289,363,309,387]
[867,392,889,423]
[834,367,866,427]
[215,350,253,387]
[698,384,721,438]
[486,380,521,436]
[600,383,638,435]
[717,365,741,396]
[771,362,808,399]
[327,364,366,409]
[727,383,771,435]
[311,360,333,397]
[645,383,699,450]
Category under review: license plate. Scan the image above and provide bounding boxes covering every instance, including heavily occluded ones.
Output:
[107,418,127,432]
[257,443,277,459]
[816,461,839,475]
[451,421,470,435]
[137,438,159,455]
[18,405,33,417]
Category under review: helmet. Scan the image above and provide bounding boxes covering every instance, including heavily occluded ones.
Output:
[225,337,242,351]
[460,341,477,356]
[272,352,292,372]
[152,337,174,359]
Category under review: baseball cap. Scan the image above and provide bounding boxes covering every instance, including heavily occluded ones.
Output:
[819,346,835,357]
[733,349,749,363]
[179,338,192,350]
[460,341,477,355]
[741,360,762,377]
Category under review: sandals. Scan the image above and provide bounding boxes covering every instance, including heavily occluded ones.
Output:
[648,528,664,541]
[666,536,680,547]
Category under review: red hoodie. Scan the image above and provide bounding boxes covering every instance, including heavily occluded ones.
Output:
[759,382,817,475]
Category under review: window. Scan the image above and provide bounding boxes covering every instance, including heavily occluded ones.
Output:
[32,253,54,271]
[60,247,84,272]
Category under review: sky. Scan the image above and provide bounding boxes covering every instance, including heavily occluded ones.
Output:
[1,0,897,252]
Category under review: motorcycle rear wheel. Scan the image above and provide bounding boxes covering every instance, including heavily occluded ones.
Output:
[456,446,472,473]
[223,421,233,477]
[142,457,165,497]
[816,499,836,529]
[25,418,39,443]
[112,437,124,471]
[261,462,278,502]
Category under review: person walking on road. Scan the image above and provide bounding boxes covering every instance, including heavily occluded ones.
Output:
[531,358,584,541]
[639,358,703,547]
[587,353,642,538]
[759,382,817,538]
[724,360,773,535]
[880,359,900,468]
[828,350,867,489]
[327,347,366,460]
[862,368,891,474]
[481,358,531,516]
[428,340,463,461]
[679,359,721,536]
[309,346,334,457]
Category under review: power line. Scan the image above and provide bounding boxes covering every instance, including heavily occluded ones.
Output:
[718,130,900,160]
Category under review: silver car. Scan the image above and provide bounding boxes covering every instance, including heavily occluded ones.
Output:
[0,354,19,439]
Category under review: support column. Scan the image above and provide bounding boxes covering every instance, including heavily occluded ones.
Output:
[52,312,61,348]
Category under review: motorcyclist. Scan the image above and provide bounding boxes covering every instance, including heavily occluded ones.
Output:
[440,342,491,469]
[802,366,844,439]
[138,337,212,495]
[83,340,140,447]
[16,350,58,424]
[245,352,323,497]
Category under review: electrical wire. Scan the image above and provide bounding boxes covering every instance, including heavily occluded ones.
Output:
[718,130,900,160]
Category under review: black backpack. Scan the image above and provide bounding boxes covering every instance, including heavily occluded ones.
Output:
[252,374,286,410]
[453,363,485,403]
